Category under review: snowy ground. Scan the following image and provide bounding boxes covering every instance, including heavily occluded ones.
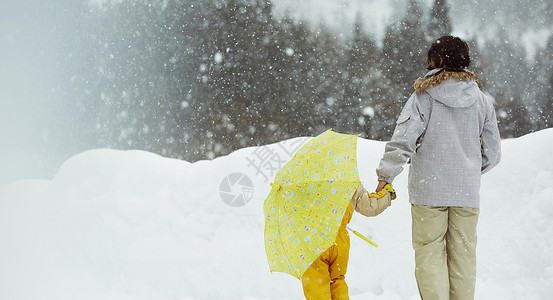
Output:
[1,129,552,300]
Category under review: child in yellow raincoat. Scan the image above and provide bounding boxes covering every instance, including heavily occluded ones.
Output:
[300,183,395,300]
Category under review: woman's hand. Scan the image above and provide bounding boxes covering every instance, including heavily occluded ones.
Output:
[376,180,388,192]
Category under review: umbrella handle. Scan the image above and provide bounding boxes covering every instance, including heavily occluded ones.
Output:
[270,183,282,190]
[346,226,378,248]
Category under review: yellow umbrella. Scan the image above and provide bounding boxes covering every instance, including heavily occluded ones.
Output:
[263,129,363,279]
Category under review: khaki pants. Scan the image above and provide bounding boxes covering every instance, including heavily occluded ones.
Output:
[411,204,479,300]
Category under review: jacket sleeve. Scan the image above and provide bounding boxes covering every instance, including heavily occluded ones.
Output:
[376,93,429,183]
[351,184,392,217]
[481,101,502,174]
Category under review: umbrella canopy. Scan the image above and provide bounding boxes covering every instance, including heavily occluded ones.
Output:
[263,129,361,279]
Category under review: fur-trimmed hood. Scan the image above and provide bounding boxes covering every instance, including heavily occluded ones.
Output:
[413,68,481,108]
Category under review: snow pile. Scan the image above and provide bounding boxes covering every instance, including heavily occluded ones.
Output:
[1,129,552,299]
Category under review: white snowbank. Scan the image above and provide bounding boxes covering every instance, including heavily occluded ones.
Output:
[1,129,552,299]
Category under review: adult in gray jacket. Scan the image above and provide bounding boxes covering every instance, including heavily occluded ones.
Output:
[375,36,501,299]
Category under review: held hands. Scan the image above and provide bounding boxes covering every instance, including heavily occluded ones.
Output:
[376,180,396,200]
[351,182,396,217]
[376,180,388,192]
[352,184,392,217]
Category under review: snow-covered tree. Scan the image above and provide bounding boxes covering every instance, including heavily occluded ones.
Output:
[536,35,553,129]
[60,0,551,163]
[481,28,533,138]
[427,0,453,41]
[376,0,426,139]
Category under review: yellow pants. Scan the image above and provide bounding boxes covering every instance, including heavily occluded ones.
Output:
[301,204,353,300]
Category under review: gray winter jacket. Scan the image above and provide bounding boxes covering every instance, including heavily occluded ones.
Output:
[376,68,501,208]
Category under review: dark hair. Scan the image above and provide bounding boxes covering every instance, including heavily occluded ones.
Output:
[427,36,470,71]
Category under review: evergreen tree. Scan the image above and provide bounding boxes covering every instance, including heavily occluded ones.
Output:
[270,17,315,139]
[537,35,553,129]
[545,70,553,129]
[60,0,544,164]
[344,13,379,137]
[427,0,453,41]
[482,29,533,138]
[183,0,280,158]
[377,0,426,139]
[398,0,427,87]
[165,0,233,160]
[271,18,343,139]
[310,23,348,134]
[465,38,489,87]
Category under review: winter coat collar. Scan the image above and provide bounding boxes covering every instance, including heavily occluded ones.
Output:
[414,68,482,108]
[413,68,479,93]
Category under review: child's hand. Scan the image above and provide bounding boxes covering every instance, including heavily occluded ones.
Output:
[383,183,397,200]
[352,184,394,217]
